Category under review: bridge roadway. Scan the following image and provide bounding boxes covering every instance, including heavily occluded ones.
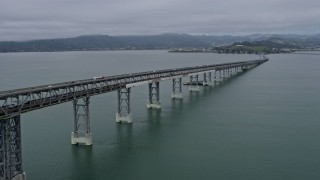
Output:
[0,59,267,120]
[0,58,268,180]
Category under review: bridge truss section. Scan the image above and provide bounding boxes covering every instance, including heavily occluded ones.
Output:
[147,82,161,109]
[71,97,92,145]
[116,88,132,123]
[203,72,212,86]
[0,116,25,180]
[189,74,199,92]
[171,77,183,99]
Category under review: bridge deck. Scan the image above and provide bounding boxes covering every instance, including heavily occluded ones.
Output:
[0,59,268,119]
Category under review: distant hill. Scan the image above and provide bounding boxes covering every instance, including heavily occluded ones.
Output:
[0,33,252,52]
[212,36,320,54]
[0,33,320,53]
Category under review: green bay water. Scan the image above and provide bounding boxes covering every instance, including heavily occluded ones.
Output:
[0,51,319,179]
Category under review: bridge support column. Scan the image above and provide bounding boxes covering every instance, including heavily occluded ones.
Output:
[171,78,183,99]
[116,88,133,123]
[228,68,233,77]
[71,97,92,145]
[189,75,199,92]
[229,68,234,76]
[203,72,213,86]
[0,116,26,180]
[214,70,223,84]
[232,67,238,75]
[224,68,230,78]
[147,82,161,109]
[221,69,225,79]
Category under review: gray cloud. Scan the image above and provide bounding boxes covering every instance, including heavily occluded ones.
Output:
[1,0,320,41]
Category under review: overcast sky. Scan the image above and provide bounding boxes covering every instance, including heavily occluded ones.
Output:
[1,0,320,41]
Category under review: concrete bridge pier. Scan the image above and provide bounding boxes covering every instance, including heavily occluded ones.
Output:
[0,116,26,180]
[116,88,133,123]
[229,68,233,76]
[236,67,240,72]
[221,69,226,79]
[224,68,231,79]
[71,97,92,145]
[235,67,240,73]
[189,74,199,92]
[171,78,183,99]
[230,67,237,76]
[203,72,213,86]
[147,82,161,109]
[236,66,242,74]
[214,70,223,85]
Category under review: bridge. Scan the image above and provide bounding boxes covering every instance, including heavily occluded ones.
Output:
[0,58,268,179]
